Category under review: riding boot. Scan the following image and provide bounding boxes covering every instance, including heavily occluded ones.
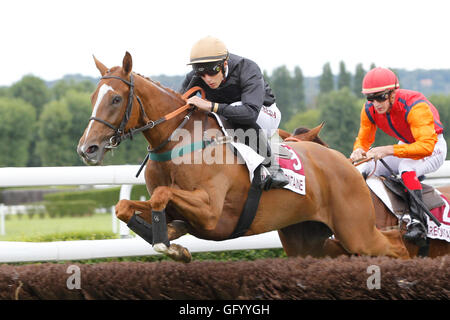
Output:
[257,132,289,191]
[403,189,428,247]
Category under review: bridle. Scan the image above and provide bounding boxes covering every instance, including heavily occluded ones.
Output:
[89,73,150,149]
[89,73,204,150]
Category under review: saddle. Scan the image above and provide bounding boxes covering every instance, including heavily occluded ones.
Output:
[208,113,303,238]
[380,175,444,215]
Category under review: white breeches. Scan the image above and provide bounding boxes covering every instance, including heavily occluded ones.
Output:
[256,103,281,139]
[230,101,281,139]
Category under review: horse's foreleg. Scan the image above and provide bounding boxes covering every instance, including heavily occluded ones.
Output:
[148,186,217,263]
[150,186,217,230]
[115,199,152,223]
[115,199,191,262]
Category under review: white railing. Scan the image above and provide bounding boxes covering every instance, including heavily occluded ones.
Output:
[0,165,145,238]
[0,162,449,263]
[0,165,282,263]
[0,232,282,263]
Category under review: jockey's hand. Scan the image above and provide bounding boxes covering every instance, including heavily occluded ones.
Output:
[366,145,394,161]
[350,148,367,163]
[186,96,212,112]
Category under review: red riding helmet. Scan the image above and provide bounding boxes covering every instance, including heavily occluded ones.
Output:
[362,67,399,94]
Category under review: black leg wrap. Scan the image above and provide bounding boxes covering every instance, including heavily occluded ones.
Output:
[127,214,153,245]
[152,210,170,247]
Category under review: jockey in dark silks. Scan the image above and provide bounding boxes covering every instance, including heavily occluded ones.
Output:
[181,36,288,190]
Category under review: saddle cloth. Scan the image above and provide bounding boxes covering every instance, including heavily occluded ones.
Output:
[366,176,450,242]
[209,113,306,195]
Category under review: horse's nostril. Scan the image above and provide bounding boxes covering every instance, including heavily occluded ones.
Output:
[86,145,99,154]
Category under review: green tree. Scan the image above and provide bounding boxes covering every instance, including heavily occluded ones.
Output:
[268,65,294,125]
[63,90,94,165]
[337,61,351,90]
[36,100,74,166]
[291,66,306,113]
[52,79,95,100]
[0,86,10,97]
[10,75,50,117]
[317,87,360,156]
[319,62,334,94]
[102,134,148,166]
[0,97,36,166]
[430,94,450,159]
[283,109,320,133]
[353,63,366,97]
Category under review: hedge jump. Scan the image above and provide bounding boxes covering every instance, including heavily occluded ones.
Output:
[0,255,448,300]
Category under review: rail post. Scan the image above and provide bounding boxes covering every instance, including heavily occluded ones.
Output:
[118,184,133,238]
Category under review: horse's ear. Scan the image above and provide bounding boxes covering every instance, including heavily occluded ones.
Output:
[277,128,292,140]
[293,122,325,142]
[93,55,108,76]
[122,51,132,75]
[310,122,325,136]
[299,122,324,141]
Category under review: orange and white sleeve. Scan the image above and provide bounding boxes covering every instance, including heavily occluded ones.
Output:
[353,106,376,152]
[393,103,438,159]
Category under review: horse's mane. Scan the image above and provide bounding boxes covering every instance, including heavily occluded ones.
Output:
[134,72,185,102]
[105,67,176,94]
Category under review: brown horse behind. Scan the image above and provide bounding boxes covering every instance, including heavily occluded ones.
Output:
[283,124,450,258]
[77,52,408,262]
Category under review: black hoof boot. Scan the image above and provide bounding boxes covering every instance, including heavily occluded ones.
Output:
[152,210,170,247]
[127,214,153,244]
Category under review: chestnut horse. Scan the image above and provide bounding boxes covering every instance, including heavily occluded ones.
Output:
[77,52,408,262]
[280,125,450,258]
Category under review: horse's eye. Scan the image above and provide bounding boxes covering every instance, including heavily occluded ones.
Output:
[112,96,122,105]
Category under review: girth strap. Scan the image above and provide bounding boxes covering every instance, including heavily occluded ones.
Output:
[228,166,263,239]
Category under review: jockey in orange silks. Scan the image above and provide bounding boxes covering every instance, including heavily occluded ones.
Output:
[350,67,447,247]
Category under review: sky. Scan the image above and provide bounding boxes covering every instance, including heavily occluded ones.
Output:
[0,0,449,86]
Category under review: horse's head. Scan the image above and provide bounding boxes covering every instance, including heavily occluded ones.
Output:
[77,52,142,165]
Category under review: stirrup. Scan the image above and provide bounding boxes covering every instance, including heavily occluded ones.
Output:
[260,166,289,190]
[403,220,427,247]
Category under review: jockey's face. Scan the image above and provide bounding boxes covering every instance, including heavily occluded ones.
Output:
[372,98,391,114]
[367,91,393,114]
[200,61,227,89]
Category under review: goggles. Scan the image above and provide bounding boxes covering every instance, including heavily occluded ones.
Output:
[194,62,223,77]
[366,91,390,103]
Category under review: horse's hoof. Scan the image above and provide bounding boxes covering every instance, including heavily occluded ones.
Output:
[153,243,169,253]
[167,244,192,263]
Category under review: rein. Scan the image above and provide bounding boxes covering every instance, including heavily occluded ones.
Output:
[89,73,205,149]
[350,156,378,179]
